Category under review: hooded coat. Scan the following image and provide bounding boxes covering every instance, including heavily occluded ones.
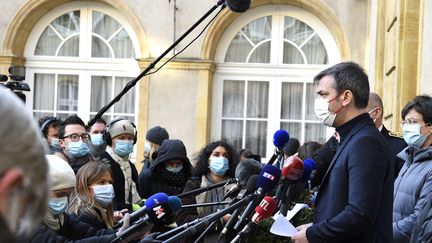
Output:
[138,139,191,199]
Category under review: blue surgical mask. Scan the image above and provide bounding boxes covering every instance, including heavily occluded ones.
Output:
[50,138,62,150]
[49,197,68,215]
[90,134,104,146]
[209,157,229,176]
[67,141,90,158]
[114,140,134,157]
[403,123,429,148]
[92,184,114,207]
[165,164,183,173]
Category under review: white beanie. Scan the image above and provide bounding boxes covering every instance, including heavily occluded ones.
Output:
[46,155,76,190]
[108,119,135,139]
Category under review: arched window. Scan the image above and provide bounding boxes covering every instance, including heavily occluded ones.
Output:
[212,5,339,159]
[24,2,140,122]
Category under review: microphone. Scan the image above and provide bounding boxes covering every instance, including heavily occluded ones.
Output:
[268,130,290,165]
[225,0,251,13]
[230,196,277,243]
[176,178,238,198]
[168,195,182,212]
[223,159,263,201]
[276,155,304,203]
[233,164,281,231]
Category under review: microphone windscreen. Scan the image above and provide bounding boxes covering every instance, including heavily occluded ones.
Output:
[168,196,182,212]
[282,155,304,180]
[302,159,315,180]
[235,159,263,186]
[304,158,317,170]
[245,174,259,193]
[225,0,251,13]
[273,130,290,148]
[252,196,276,223]
[146,202,173,225]
[145,192,169,209]
[257,164,281,191]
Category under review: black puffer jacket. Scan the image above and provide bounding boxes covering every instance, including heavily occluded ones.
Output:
[138,139,191,199]
[27,214,115,242]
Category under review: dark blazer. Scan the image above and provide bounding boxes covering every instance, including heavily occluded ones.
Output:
[100,151,139,211]
[306,114,394,243]
[381,125,407,178]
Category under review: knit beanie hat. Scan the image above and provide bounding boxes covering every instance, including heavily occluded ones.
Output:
[108,119,135,139]
[46,155,76,190]
[146,126,169,145]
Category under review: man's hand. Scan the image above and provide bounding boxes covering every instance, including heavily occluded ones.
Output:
[113,209,128,222]
[292,223,312,243]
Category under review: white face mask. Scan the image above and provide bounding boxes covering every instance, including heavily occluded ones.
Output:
[92,184,115,207]
[368,107,378,123]
[314,96,337,127]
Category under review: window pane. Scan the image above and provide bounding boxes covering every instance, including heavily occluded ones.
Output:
[91,76,112,112]
[302,34,328,64]
[110,29,134,58]
[304,123,327,144]
[57,75,78,111]
[33,112,54,121]
[248,41,270,63]
[284,17,314,46]
[92,11,121,40]
[225,16,272,63]
[280,122,301,141]
[52,11,80,39]
[306,83,319,120]
[33,73,55,110]
[222,119,243,150]
[58,35,79,56]
[223,80,244,118]
[92,36,112,57]
[247,81,268,118]
[281,83,303,119]
[246,120,267,157]
[283,42,304,64]
[35,27,62,55]
[114,77,135,113]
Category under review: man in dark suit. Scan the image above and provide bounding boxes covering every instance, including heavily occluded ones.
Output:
[367,92,407,178]
[293,62,393,243]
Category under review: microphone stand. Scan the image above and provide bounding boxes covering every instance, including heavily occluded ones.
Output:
[176,178,237,198]
[111,216,154,243]
[163,194,255,243]
[88,0,227,126]
[181,201,231,209]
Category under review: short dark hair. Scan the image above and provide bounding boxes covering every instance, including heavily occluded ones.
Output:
[38,116,61,138]
[192,141,239,177]
[401,95,432,124]
[58,115,86,139]
[297,141,323,161]
[87,118,107,132]
[314,61,370,109]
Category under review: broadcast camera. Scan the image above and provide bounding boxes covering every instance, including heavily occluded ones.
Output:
[0,66,30,102]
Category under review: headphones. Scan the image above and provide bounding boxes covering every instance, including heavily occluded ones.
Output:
[40,117,58,137]
[102,117,137,146]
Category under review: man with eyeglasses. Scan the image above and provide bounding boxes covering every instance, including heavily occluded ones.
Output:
[55,115,92,174]
[366,92,407,179]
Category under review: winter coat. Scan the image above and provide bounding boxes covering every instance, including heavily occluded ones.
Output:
[393,146,432,243]
[27,213,115,242]
[410,191,432,243]
[138,139,191,199]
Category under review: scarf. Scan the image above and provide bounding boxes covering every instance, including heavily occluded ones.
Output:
[195,174,232,217]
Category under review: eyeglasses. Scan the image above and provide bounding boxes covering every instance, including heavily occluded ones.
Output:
[62,133,90,142]
[400,118,429,127]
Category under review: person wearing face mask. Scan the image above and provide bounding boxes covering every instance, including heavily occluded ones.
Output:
[293,62,393,243]
[38,116,63,154]
[87,118,107,158]
[138,139,191,199]
[367,92,407,178]
[0,87,48,242]
[176,140,238,242]
[392,95,432,243]
[55,115,92,174]
[100,118,141,212]
[68,160,120,229]
[28,155,131,242]
[140,125,169,172]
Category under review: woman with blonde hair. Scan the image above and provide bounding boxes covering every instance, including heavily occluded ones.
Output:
[68,160,122,229]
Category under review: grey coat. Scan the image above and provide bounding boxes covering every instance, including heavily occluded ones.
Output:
[393,146,432,243]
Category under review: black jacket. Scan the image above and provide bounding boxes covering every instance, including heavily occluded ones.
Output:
[380,125,407,178]
[100,151,139,211]
[138,139,191,199]
[27,214,115,243]
[306,114,393,243]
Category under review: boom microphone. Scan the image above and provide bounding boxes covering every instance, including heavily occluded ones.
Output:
[268,130,290,165]
[223,159,263,201]
[231,196,277,243]
[225,0,251,13]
